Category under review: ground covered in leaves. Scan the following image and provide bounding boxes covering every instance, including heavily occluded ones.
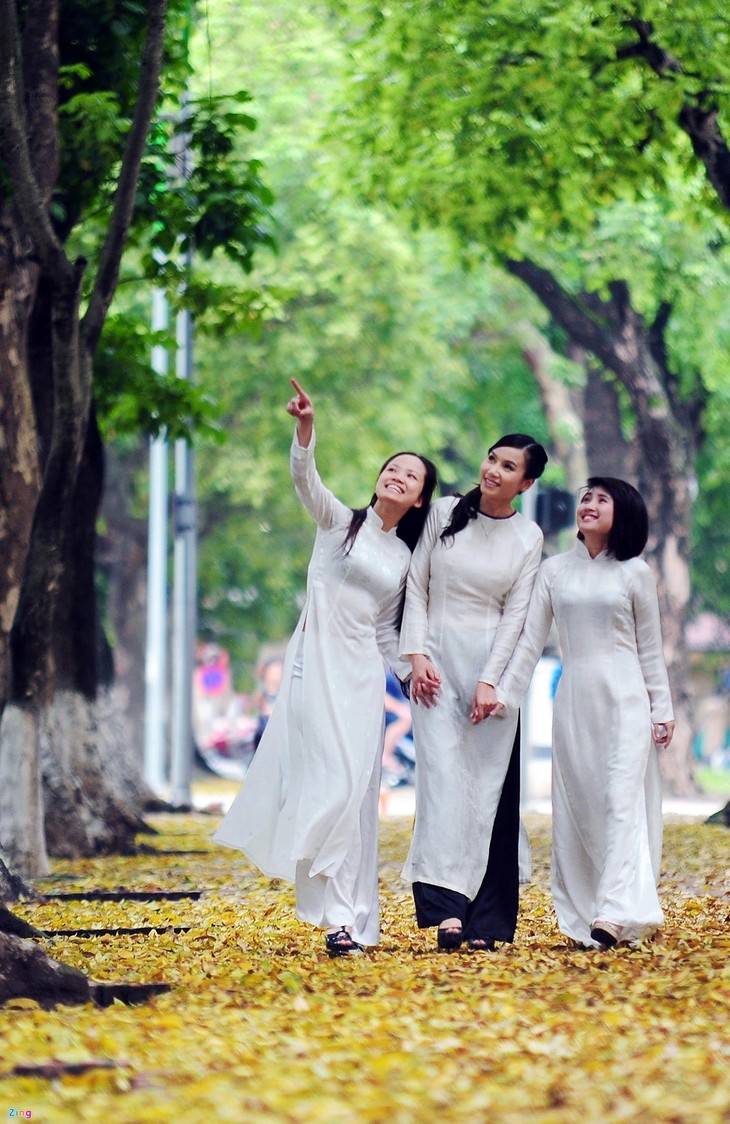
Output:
[1,802,729,1123]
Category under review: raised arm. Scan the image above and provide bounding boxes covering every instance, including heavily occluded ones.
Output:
[287,379,350,530]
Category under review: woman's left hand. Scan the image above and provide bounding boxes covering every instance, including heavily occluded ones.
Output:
[470,682,499,725]
[653,720,675,747]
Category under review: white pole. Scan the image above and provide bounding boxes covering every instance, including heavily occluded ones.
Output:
[144,289,169,792]
[169,304,196,808]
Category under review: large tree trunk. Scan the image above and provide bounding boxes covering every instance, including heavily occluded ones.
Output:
[0,0,170,875]
[40,690,147,858]
[38,409,150,857]
[0,216,40,718]
[0,931,90,1007]
[0,856,36,901]
[507,261,699,796]
[567,347,640,482]
[519,324,587,491]
[0,225,44,875]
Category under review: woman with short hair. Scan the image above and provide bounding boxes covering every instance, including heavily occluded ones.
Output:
[497,477,675,948]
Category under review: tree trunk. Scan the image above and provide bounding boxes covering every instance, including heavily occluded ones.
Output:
[41,690,147,858]
[0,213,41,720]
[566,346,640,482]
[0,0,170,875]
[0,705,49,876]
[507,261,699,795]
[0,855,39,902]
[706,799,730,827]
[0,931,90,1007]
[519,324,587,491]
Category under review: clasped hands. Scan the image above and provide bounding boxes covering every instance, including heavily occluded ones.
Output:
[408,654,504,724]
[409,654,441,708]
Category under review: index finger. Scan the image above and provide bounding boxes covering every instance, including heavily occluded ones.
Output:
[290,377,308,399]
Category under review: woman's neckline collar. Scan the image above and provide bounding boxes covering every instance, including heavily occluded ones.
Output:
[575,539,609,561]
[478,509,517,522]
[367,506,398,534]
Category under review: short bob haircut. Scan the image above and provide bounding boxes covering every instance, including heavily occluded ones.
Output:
[578,476,648,561]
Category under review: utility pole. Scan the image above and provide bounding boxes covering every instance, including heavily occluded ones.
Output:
[144,289,169,792]
[144,95,198,806]
[169,96,196,809]
[170,299,196,808]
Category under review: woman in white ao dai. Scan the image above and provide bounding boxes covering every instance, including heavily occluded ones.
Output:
[401,435,548,952]
[214,381,437,955]
[498,478,675,949]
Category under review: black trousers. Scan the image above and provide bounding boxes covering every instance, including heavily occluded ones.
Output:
[412,718,521,943]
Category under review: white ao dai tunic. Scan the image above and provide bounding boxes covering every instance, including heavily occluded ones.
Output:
[214,432,411,946]
[400,497,543,899]
[498,542,674,946]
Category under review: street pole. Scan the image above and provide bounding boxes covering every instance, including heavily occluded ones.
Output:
[169,301,196,808]
[144,288,169,792]
[169,90,196,808]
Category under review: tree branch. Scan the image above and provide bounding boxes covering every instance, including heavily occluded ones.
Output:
[678,103,730,213]
[82,0,170,356]
[504,258,679,436]
[21,0,60,194]
[505,258,631,376]
[0,0,69,283]
[614,19,730,212]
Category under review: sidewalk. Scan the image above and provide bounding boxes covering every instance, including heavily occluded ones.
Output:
[378,786,725,821]
[197,779,726,822]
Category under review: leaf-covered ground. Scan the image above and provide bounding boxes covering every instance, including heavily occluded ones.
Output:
[1,806,729,1123]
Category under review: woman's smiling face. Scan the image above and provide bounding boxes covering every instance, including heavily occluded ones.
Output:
[374,454,427,512]
[577,485,615,540]
[479,446,530,506]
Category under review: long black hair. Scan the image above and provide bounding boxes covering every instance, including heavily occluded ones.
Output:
[441,434,548,544]
[341,452,439,556]
[578,476,648,560]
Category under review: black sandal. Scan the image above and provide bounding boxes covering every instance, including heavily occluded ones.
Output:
[437,925,463,952]
[466,937,495,952]
[325,927,364,957]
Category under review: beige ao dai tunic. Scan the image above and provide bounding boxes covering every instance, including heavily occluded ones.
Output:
[400,496,543,899]
[498,542,674,946]
[214,432,411,946]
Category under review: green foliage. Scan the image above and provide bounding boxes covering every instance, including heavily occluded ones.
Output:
[187,2,557,673]
[10,1,276,444]
[333,0,730,622]
[51,0,191,234]
[94,314,225,443]
[134,94,276,278]
[334,0,730,246]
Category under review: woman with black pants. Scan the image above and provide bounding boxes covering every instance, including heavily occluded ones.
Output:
[401,434,547,951]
